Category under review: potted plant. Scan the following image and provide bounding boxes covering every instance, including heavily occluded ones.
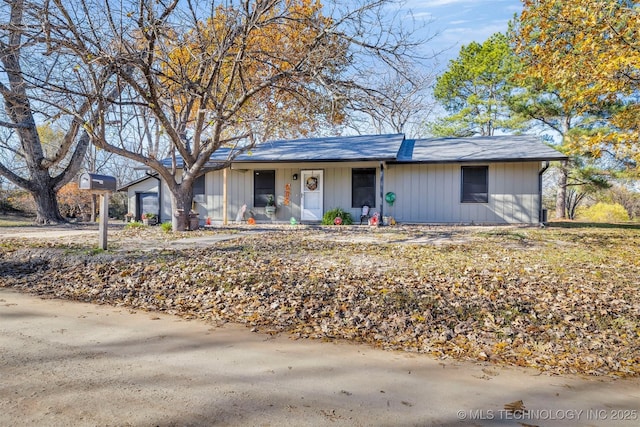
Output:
[142,212,157,226]
[265,194,277,216]
[188,210,200,230]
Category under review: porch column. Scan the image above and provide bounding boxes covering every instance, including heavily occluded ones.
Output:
[223,167,228,225]
[379,161,385,222]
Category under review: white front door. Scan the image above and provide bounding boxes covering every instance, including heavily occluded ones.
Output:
[301,170,323,221]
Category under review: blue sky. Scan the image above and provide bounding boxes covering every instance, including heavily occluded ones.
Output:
[401,0,523,68]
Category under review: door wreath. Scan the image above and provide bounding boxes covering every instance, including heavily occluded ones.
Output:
[305,176,318,191]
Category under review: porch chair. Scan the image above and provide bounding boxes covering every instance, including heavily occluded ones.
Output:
[360,205,370,225]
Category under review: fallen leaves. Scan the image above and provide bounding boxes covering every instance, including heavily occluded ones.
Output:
[1,225,639,377]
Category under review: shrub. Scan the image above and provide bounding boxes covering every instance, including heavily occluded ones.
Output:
[125,221,144,229]
[57,182,92,218]
[576,202,630,223]
[321,207,353,225]
[6,189,36,214]
[160,222,173,233]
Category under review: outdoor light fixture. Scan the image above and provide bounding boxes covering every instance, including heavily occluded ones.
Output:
[292,173,298,180]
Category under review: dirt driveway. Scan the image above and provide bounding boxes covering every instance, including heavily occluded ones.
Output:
[1,289,639,427]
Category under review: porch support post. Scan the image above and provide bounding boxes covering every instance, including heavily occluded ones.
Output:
[99,193,109,250]
[223,167,228,225]
[379,161,385,224]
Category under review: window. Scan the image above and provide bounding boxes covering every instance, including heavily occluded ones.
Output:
[352,168,376,208]
[461,166,488,203]
[254,170,275,207]
[194,175,205,195]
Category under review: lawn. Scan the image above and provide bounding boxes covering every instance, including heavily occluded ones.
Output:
[1,222,639,377]
[0,212,35,227]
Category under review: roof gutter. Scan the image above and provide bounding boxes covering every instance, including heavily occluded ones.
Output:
[538,161,550,225]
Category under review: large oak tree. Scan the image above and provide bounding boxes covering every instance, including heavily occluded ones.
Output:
[40,0,424,230]
[0,0,107,223]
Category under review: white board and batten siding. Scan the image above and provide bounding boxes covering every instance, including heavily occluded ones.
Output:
[386,162,541,224]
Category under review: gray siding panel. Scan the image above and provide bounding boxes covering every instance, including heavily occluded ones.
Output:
[387,162,540,224]
[197,161,540,224]
[205,162,380,223]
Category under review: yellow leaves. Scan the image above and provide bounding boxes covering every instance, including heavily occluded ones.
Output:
[504,400,527,415]
[493,341,509,354]
[515,0,640,110]
[147,0,337,131]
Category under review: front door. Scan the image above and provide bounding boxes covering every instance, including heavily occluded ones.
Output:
[301,170,323,221]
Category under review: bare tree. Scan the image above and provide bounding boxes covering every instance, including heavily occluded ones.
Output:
[38,0,427,230]
[0,0,106,223]
[346,65,437,137]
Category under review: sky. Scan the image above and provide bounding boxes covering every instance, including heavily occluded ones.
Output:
[400,0,523,68]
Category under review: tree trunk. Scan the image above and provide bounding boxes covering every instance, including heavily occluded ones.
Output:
[170,184,194,232]
[555,160,568,219]
[31,182,66,224]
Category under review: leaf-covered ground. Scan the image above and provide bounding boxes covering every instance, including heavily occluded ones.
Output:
[1,224,639,377]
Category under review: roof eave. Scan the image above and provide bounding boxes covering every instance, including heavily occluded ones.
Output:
[231,157,397,163]
[389,156,569,164]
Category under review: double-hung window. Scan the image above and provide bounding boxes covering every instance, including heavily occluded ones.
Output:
[194,175,205,196]
[461,166,488,203]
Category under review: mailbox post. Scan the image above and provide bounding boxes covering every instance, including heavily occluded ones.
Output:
[79,173,117,250]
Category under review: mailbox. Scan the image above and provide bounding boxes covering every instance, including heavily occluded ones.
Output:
[79,173,117,192]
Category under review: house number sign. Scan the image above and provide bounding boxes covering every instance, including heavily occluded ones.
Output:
[284,183,291,206]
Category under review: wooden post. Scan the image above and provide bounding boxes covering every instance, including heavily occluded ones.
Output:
[223,167,228,225]
[99,193,109,250]
[79,173,116,250]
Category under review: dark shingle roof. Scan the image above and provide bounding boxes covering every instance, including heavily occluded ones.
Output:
[155,134,566,171]
[397,135,567,163]
[231,133,405,162]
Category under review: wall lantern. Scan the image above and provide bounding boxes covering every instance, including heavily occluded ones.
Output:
[292,173,299,180]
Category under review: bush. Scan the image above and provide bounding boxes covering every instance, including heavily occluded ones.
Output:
[321,207,353,225]
[5,189,35,214]
[160,222,173,233]
[57,182,92,218]
[576,202,630,223]
[125,221,144,229]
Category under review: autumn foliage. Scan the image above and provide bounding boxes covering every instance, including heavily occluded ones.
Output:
[57,182,92,218]
[151,0,344,145]
[514,0,640,169]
